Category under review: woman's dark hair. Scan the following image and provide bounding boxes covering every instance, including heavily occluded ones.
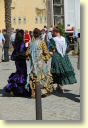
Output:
[14,29,24,49]
[53,27,62,35]
[33,28,41,38]
[78,33,80,38]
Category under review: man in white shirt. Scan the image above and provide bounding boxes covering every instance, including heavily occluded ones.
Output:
[0,30,5,62]
[41,29,46,41]
[45,29,52,51]
[10,28,16,46]
[73,27,78,54]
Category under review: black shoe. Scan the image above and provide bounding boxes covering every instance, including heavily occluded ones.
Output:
[2,60,9,62]
[56,86,64,93]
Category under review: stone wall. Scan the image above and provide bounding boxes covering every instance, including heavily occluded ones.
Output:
[0,0,5,30]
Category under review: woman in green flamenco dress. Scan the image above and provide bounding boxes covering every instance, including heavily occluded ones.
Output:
[50,27,77,93]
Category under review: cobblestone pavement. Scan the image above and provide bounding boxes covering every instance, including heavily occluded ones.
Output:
[0,55,80,120]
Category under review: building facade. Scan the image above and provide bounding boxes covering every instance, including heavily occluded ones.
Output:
[47,0,80,32]
[11,0,47,30]
[64,0,80,32]
[0,0,80,31]
[0,0,47,30]
[0,0,5,30]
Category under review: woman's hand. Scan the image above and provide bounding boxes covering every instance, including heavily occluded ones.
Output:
[49,52,53,56]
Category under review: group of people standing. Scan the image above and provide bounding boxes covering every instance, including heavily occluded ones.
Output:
[3,26,77,98]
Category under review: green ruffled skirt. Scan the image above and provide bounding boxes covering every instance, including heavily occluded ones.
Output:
[51,52,77,85]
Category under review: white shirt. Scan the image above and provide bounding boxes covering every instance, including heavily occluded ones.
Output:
[48,32,52,40]
[46,32,52,42]
[10,32,16,42]
[0,33,5,48]
[73,31,78,38]
[53,36,67,57]
[41,33,46,41]
[0,33,5,43]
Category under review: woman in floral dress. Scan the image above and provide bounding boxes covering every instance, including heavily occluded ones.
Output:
[26,28,53,97]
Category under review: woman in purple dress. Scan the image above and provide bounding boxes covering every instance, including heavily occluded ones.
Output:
[4,30,31,97]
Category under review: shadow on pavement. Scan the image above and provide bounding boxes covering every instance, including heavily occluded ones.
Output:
[53,91,80,103]
[0,88,80,103]
[0,89,13,97]
[0,89,31,99]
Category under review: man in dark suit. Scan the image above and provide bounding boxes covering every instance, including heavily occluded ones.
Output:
[3,29,9,62]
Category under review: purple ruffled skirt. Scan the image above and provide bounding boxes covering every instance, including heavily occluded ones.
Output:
[4,60,31,97]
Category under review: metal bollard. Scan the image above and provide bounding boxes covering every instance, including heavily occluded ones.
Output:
[35,83,42,120]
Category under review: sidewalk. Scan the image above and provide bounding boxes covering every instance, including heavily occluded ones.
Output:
[0,55,80,120]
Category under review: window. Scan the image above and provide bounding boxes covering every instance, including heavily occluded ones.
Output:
[54,6,62,15]
[53,0,61,4]
[40,17,42,24]
[44,16,47,23]
[23,17,26,24]
[43,0,46,3]
[35,17,38,24]
[18,17,21,24]
[62,0,64,4]
[13,17,16,25]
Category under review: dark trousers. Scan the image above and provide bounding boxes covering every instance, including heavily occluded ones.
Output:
[4,47,9,61]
